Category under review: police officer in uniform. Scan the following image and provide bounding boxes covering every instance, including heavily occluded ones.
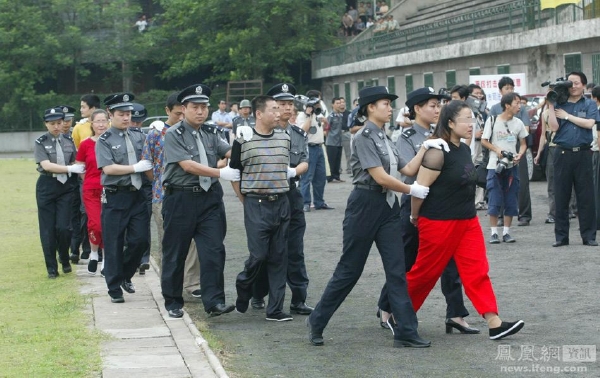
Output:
[307,86,436,348]
[231,99,255,137]
[161,84,239,318]
[378,87,475,334]
[35,107,85,278]
[96,93,153,303]
[250,83,313,315]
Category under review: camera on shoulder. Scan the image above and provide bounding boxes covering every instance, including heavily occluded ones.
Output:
[294,95,323,115]
[541,77,572,105]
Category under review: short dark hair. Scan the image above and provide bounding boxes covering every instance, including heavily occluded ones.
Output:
[500,92,520,110]
[331,97,341,104]
[450,85,469,100]
[432,100,471,143]
[251,95,275,117]
[166,92,181,110]
[80,94,101,109]
[306,90,321,98]
[592,85,600,100]
[567,71,588,85]
[586,82,596,90]
[498,76,515,90]
[467,84,482,94]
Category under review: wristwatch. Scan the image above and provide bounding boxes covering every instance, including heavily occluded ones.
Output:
[565,115,569,121]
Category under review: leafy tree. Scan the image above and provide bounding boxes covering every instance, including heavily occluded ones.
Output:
[152,0,343,84]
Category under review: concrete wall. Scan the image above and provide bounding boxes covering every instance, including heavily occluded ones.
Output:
[317,18,600,107]
[0,132,45,153]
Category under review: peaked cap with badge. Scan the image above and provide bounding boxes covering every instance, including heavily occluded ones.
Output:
[177,84,211,104]
[131,103,147,122]
[44,107,65,121]
[266,83,297,101]
[104,93,135,111]
[357,86,398,115]
[405,87,445,109]
[56,105,76,120]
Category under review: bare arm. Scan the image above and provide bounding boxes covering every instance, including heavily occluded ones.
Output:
[410,167,441,221]
[231,181,244,203]
[177,160,221,178]
[102,163,136,176]
[295,161,309,176]
[39,160,72,174]
[398,145,426,177]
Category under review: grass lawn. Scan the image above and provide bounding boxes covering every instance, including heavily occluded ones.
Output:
[0,159,102,377]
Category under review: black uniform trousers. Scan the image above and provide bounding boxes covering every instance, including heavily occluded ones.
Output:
[593,151,600,229]
[161,183,227,312]
[102,188,149,298]
[517,155,532,222]
[377,195,469,319]
[553,147,597,242]
[253,186,309,304]
[236,194,290,317]
[309,189,420,340]
[326,145,343,181]
[36,175,76,275]
[69,180,91,257]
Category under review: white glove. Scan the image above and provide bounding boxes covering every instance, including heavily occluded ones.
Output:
[67,164,85,174]
[422,138,450,152]
[132,160,153,173]
[287,167,297,179]
[236,125,253,142]
[219,166,241,181]
[409,181,429,199]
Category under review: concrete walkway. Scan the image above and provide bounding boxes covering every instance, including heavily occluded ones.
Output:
[77,259,227,378]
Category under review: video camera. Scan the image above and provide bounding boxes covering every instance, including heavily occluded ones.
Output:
[495,150,514,174]
[541,77,572,105]
[466,95,487,114]
[294,95,322,115]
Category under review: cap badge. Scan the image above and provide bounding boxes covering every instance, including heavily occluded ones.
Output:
[428,87,434,93]
[195,86,203,94]
[282,84,289,93]
[50,109,56,114]
[123,94,130,102]
[62,107,68,112]
[134,111,140,116]
[385,87,389,93]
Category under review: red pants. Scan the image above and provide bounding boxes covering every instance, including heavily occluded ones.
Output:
[407,217,498,316]
[82,188,103,248]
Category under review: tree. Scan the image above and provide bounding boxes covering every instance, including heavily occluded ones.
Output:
[151,0,343,84]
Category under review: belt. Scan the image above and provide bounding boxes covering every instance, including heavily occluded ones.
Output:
[245,193,283,201]
[308,143,322,147]
[104,185,138,192]
[557,145,591,152]
[167,184,212,193]
[39,171,57,177]
[354,183,386,192]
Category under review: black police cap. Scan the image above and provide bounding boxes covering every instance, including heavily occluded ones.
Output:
[104,93,135,111]
[266,83,297,101]
[358,86,398,109]
[405,87,444,109]
[131,103,147,121]
[56,105,76,120]
[177,84,211,104]
[44,107,65,121]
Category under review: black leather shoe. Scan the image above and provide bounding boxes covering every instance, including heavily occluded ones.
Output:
[168,308,184,318]
[583,240,598,246]
[236,298,249,313]
[315,203,334,210]
[208,303,235,317]
[552,240,569,247]
[393,336,431,348]
[290,302,313,315]
[445,318,480,334]
[62,264,72,274]
[251,298,265,310]
[489,320,524,340]
[306,317,324,346]
[48,272,59,279]
[121,280,135,294]
[517,219,530,226]
[111,296,124,303]
[139,263,150,275]
[80,251,90,260]
[69,254,79,264]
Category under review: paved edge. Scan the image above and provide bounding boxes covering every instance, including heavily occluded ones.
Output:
[148,257,229,378]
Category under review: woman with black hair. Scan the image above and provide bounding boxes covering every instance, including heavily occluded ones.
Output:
[407,100,524,340]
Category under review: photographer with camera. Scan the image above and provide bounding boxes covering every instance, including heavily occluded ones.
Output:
[546,72,599,247]
[296,90,334,211]
[481,92,528,244]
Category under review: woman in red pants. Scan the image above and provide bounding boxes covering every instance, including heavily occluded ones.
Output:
[75,109,109,275]
[408,100,524,340]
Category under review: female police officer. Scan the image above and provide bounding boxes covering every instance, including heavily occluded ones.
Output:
[307,86,449,348]
[34,107,85,278]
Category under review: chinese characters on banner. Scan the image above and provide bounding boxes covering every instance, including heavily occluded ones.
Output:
[469,73,528,109]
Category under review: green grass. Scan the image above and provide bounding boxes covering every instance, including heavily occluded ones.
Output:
[0,159,102,377]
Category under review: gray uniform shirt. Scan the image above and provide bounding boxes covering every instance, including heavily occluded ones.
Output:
[96,127,146,186]
[284,122,309,168]
[350,121,407,186]
[325,112,344,147]
[162,121,231,186]
[34,132,76,174]
[396,123,432,185]
[232,115,256,135]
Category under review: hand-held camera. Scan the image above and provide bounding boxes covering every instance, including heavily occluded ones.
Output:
[496,150,514,174]
[466,95,487,114]
[294,95,322,115]
[541,77,572,105]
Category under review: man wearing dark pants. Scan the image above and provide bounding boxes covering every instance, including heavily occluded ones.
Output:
[546,71,599,247]
[326,97,345,183]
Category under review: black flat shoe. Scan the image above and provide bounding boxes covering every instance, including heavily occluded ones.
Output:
[208,303,235,317]
[251,298,265,310]
[583,240,598,246]
[306,317,324,346]
[445,318,480,334]
[121,280,135,294]
[393,336,431,348]
[489,320,524,340]
[168,308,184,318]
[552,240,569,247]
[290,302,314,315]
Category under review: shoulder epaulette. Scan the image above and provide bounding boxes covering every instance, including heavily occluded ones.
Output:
[35,134,48,144]
[175,124,185,135]
[130,127,143,133]
[401,128,416,139]
[202,123,217,134]
[361,127,372,138]
[99,131,112,141]
[291,124,307,138]
[63,134,73,141]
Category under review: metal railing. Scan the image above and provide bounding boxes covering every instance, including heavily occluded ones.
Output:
[313,0,598,73]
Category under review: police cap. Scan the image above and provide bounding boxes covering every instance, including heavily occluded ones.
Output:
[177,84,211,104]
[131,103,147,122]
[44,107,65,121]
[104,93,135,111]
[266,83,297,101]
[56,105,76,120]
[239,99,251,108]
[406,87,444,109]
[358,86,398,109]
